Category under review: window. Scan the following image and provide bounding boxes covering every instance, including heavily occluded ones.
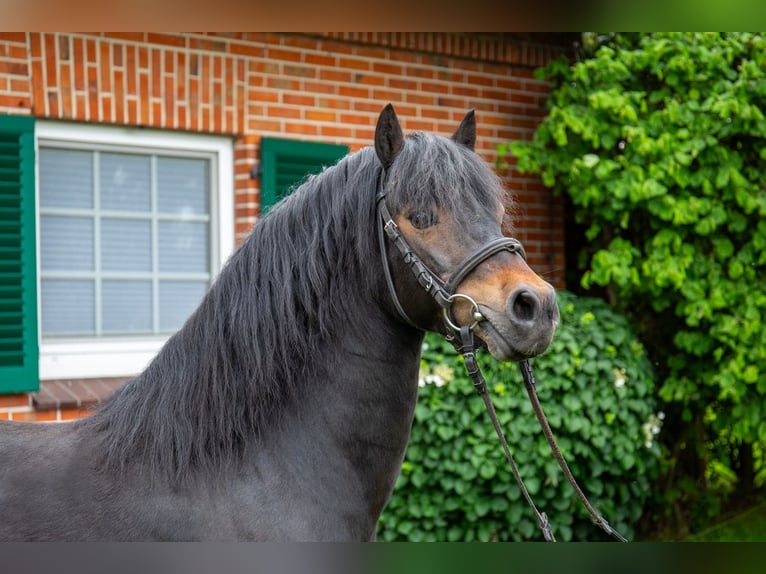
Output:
[39,149,211,336]
[260,138,348,212]
[36,122,233,379]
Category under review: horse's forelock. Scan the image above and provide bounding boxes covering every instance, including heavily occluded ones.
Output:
[383,132,508,226]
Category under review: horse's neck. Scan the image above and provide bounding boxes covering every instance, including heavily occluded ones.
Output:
[259,318,424,526]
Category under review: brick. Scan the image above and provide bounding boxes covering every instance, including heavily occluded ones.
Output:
[248,118,281,132]
[3,45,27,60]
[305,53,335,67]
[285,122,317,135]
[281,35,322,51]
[84,38,96,64]
[267,47,302,62]
[72,39,85,91]
[268,105,300,119]
[319,69,351,83]
[405,65,434,80]
[339,112,374,126]
[98,43,112,95]
[105,32,145,43]
[421,81,449,95]
[406,93,435,106]
[283,93,315,107]
[305,109,336,122]
[321,125,353,139]
[319,39,354,55]
[353,100,386,113]
[0,60,27,76]
[373,61,402,75]
[59,407,96,421]
[127,98,137,124]
[0,92,30,110]
[338,56,369,71]
[138,46,149,69]
[283,64,314,79]
[352,45,388,60]
[371,88,401,103]
[151,51,161,97]
[153,101,163,126]
[466,73,494,87]
[11,409,58,422]
[301,80,335,95]
[9,77,29,92]
[164,50,174,74]
[338,85,369,99]
[352,73,384,87]
[267,76,299,91]
[421,107,450,120]
[0,32,25,43]
[60,62,73,117]
[44,35,57,87]
[100,94,112,122]
[147,33,186,48]
[191,37,229,53]
[114,69,125,123]
[0,394,29,408]
[241,32,280,45]
[388,78,417,91]
[29,32,42,59]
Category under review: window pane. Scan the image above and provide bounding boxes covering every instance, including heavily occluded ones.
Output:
[39,148,93,210]
[41,279,94,335]
[101,218,152,272]
[158,221,208,273]
[158,157,209,216]
[102,280,152,333]
[40,215,94,271]
[159,281,207,332]
[100,153,151,212]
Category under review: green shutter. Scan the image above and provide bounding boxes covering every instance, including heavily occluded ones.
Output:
[0,116,38,393]
[260,138,348,213]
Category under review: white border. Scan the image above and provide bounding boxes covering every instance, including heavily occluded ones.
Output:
[35,121,234,380]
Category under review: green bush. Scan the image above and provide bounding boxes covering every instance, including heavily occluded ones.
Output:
[505,33,766,533]
[378,291,659,541]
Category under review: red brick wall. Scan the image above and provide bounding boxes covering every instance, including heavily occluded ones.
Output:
[1,31,571,420]
[0,31,568,287]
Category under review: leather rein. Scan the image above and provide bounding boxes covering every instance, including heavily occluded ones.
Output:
[376,187,627,543]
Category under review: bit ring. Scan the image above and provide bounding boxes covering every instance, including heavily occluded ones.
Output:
[443,293,484,332]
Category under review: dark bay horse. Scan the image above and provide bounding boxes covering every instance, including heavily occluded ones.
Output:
[0,105,558,540]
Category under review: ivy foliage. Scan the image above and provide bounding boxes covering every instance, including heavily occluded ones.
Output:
[506,34,766,458]
[378,291,659,541]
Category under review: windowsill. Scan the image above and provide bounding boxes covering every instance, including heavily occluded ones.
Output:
[39,336,168,380]
[31,377,129,411]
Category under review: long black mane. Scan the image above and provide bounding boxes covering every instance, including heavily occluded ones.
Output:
[81,132,508,485]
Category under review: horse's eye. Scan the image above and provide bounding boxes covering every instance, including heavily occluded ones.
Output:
[407,211,438,230]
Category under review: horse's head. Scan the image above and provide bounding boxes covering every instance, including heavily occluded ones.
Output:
[374,104,559,361]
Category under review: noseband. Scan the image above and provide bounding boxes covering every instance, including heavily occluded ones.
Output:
[375,189,526,333]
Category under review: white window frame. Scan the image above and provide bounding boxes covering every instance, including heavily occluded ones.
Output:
[35,121,234,380]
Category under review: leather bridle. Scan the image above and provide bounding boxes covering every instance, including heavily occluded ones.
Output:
[376,177,627,542]
[376,187,526,333]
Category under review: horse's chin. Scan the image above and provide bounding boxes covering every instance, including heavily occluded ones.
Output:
[473,308,556,362]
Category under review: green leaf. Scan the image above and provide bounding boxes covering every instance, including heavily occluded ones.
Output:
[583,153,600,168]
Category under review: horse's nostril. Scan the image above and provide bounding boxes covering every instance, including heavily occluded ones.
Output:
[510,289,539,323]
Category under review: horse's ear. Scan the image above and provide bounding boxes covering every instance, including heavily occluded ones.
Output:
[375,103,404,170]
[452,109,476,151]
